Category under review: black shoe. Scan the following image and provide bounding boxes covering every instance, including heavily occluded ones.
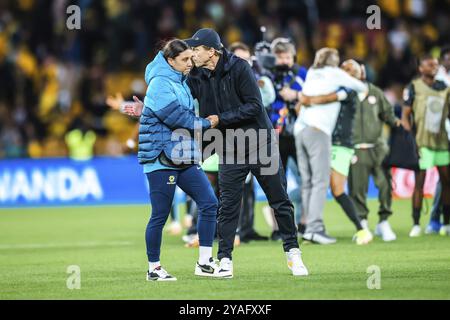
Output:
[248,232,269,241]
[241,231,269,243]
[297,224,306,237]
[270,230,282,241]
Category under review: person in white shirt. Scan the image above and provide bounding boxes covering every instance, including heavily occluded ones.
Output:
[294,48,368,244]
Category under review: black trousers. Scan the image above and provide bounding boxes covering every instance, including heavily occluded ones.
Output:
[217,160,299,260]
[279,135,297,170]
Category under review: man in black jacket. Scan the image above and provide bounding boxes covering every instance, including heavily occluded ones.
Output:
[184,29,307,278]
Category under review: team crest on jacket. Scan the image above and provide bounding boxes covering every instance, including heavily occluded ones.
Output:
[368,95,377,104]
[167,176,176,185]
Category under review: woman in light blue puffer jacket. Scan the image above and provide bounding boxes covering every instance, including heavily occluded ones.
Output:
[134,40,226,281]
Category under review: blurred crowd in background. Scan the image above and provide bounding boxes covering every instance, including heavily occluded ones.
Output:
[0,0,449,159]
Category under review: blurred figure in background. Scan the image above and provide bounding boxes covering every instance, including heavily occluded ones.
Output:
[294,48,368,245]
[105,92,140,152]
[426,46,450,234]
[65,118,96,161]
[264,38,306,241]
[402,54,450,237]
[348,62,401,242]
[286,156,303,235]
[300,60,374,245]
[270,38,307,168]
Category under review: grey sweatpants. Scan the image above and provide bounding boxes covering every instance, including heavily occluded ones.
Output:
[295,126,331,233]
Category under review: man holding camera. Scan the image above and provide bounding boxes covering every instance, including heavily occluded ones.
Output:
[264,38,307,239]
[269,38,308,169]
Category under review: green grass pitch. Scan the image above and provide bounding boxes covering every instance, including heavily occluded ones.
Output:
[1,199,450,300]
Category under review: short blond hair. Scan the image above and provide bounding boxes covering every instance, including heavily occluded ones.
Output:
[313,48,340,68]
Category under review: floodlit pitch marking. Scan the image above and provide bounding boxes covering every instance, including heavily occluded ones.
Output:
[0,241,133,250]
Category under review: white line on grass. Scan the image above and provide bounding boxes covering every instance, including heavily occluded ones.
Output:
[0,241,134,250]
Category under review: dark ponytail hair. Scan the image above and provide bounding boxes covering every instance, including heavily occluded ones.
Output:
[161,39,190,61]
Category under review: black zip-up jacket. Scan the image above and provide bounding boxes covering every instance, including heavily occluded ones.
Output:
[187,49,275,155]
[332,90,358,148]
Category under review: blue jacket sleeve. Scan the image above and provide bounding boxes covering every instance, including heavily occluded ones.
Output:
[218,61,264,126]
[149,78,211,132]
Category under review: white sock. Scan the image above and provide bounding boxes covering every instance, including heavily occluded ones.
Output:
[149,261,161,271]
[198,246,212,265]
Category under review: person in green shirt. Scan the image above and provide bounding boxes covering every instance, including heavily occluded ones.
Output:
[65,127,96,161]
[402,54,450,237]
[348,63,401,242]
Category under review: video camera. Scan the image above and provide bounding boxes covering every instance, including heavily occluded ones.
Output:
[253,26,276,71]
[254,29,297,93]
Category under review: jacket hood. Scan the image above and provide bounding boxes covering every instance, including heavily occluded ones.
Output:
[145,51,183,84]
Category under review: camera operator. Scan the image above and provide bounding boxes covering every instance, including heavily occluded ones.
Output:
[269,38,308,169]
[261,38,307,240]
[230,42,276,110]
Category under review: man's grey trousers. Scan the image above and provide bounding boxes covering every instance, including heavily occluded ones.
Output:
[295,126,331,234]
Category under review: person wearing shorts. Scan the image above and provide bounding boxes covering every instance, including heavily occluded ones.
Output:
[402,54,450,237]
[329,61,374,244]
[331,146,355,177]
[301,60,373,244]
[295,52,369,245]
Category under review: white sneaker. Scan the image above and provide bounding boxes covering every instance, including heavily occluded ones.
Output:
[375,220,397,242]
[439,225,450,236]
[286,248,308,276]
[183,215,193,228]
[167,221,182,235]
[195,258,223,278]
[217,258,233,278]
[302,231,337,244]
[360,219,369,230]
[146,267,177,281]
[182,234,195,243]
[409,225,422,237]
[353,229,373,245]
[182,234,199,248]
